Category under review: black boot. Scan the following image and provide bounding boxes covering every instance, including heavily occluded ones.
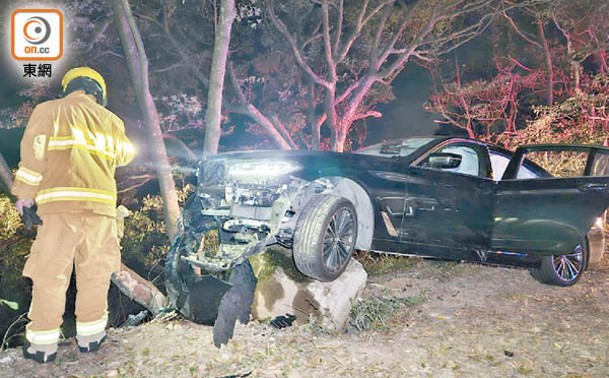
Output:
[22,341,57,364]
[77,331,106,353]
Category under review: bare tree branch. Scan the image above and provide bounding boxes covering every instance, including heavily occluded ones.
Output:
[270,115,299,149]
[85,18,113,54]
[352,110,382,122]
[321,1,337,83]
[226,62,292,149]
[332,0,344,54]
[265,0,330,89]
[502,11,542,49]
[135,11,210,87]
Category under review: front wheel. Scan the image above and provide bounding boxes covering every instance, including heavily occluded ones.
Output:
[292,195,357,282]
[529,243,589,286]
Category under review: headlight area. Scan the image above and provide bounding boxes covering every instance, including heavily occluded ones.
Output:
[226,160,302,185]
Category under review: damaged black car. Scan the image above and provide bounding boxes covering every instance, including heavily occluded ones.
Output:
[165,136,609,339]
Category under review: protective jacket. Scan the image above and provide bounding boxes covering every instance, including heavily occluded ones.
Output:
[12,91,135,217]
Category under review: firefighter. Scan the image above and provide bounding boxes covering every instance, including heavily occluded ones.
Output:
[12,67,135,363]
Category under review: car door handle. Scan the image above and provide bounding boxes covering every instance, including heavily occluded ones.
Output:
[578,183,609,192]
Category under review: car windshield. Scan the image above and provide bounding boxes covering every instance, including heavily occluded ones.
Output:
[355,137,434,157]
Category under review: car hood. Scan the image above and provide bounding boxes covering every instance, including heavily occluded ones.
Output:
[197,149,396,185]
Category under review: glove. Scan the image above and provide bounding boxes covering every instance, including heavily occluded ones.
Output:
[15,199,35,216]
[270,313,297,329]
[20,204,43,231]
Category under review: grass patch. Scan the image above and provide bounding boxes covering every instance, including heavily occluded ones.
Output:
[353,251,421,276]
[349,294,426,331]
[302,314,341,337]
[424,260,469,281]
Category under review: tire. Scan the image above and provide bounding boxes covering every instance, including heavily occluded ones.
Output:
[529,242,589,286]
[292,195,358,282]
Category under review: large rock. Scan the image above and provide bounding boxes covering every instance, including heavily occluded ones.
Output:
[249,248,368,330]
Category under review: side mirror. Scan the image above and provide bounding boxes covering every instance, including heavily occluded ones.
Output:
[426,152,462,169]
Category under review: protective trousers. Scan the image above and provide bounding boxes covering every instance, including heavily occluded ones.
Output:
[23,213,121,345]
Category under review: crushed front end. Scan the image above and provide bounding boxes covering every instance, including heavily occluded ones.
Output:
[188,156,307,267]
[165,154,325,335]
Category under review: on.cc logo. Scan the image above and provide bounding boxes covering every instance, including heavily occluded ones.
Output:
[23,16,52,45]
[11,9,63,61]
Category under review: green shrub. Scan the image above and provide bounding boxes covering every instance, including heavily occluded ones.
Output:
[0,195,22,239]
[119,184,195,280]
[499,74,609,149]
[0,194,31,289]
[121,194,170,275]
[0,194,33,347]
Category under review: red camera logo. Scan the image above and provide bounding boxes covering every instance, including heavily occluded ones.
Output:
[11,9,63,61]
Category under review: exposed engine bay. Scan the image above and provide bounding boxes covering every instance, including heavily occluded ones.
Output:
[175,158,337,273]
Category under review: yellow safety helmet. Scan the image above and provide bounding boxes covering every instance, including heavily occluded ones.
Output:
[61,67,107,104]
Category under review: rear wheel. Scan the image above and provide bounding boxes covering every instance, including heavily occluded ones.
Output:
[529,243,588,286]
[292,195,357,282]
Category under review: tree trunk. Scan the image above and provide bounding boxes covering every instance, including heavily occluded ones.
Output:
[0,152,13,194]
[324,87,341,151]
[537,17,554,107]
[111,0,180,241]
[334,123,349,153]
[112,263,168,316]
[204,0,236,156]
[306,79,320,150]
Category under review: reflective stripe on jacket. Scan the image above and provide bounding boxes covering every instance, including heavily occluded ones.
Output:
[11,91,135,217]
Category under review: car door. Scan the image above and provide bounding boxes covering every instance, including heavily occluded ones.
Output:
[359,138,439,248]
[492,145,609,255]
[366,165,414,243]
[399,140,495,258]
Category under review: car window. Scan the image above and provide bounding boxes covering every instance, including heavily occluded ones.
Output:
[489,153,509,180]
[591,151,609,176]
[356,137,434,158]
[524,150,589,177]
[417,144,482,177]
[440,146,479,176]
[508,146,609,179]
[489,151,538,180]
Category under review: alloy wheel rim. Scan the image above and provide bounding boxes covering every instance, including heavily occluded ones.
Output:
[322,207,356,273]
[552,245,584,282]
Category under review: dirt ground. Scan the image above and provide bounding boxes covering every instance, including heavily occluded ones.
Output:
[2,256,609,378]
